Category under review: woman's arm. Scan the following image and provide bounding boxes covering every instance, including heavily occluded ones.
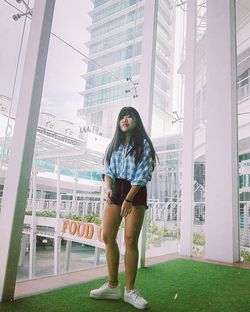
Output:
[104,175,113,204]
[121,142,154,217]
[120,185,141,217]
[125,185,141,202]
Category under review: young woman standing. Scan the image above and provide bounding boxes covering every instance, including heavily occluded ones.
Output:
[90,106,157,310]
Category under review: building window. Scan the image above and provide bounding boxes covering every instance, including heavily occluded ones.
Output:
[90,111,103,126]
[93,0,142,23]
[87,42,142,72]
[91,7,144,39]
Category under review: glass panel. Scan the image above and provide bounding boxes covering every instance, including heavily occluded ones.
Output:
[0,0,31,214]
[0,0,32,282]
[238,51,250,261]
[23,0,109,278]
[146,0,181,259]
[236,0,250,262]
[18,0,145,281]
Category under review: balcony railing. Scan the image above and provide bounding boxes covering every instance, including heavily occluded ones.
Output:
[1,197,250,249]
[25,198,103,217]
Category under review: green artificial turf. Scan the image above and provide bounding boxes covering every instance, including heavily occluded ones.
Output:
[1,259,250,312]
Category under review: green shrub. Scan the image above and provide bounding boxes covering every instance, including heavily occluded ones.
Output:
[63,214,101,225]
[193,233,205,246]
[146,221,178,248]
[240,250,250,262]
[25,211,101,224]
[162,229,178,239]
[25,210,56,218]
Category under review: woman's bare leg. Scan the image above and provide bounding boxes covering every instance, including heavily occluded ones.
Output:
[102,203,122,287]
[124,205,145,290]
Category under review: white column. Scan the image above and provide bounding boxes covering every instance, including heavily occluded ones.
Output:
[244,204,249,246]
[100,183,104,217]
[205,0,239,263]
[18,234,28,267]
[137,0,159,268]
[73,169,78,213]
[156,166,161,201]
[94,247,101,266]
[64,240,72,272]
[180,0,197,256]
[0,0,55,302]
[54,158,61,275]
[138,0,158,132]
[29,161,37,278]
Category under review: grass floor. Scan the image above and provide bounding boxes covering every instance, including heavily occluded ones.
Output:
[1,259,250,312]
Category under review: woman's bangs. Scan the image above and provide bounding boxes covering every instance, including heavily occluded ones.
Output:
[119,107,136,120]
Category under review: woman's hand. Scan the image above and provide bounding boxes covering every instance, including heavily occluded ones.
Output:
[121,200,133,218]
[104,187,113,204]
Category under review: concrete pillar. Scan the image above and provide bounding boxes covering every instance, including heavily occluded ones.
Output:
[138,0,158,132]
[29,161,37,278]
[205,0,239,263]
[180,0,197,256]
[54,158,61,275]
[0,0,55,302]
[18,235,28,267]
[64,240,72,272]
[73,169,78,213]
[94,247,101,266]
[100,183,104,218]
[137,0,159,268]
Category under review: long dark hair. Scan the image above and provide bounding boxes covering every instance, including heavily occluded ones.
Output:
[104,106,158,168]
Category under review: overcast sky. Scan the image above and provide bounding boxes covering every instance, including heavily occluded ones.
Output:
[0,0,185,136]
[0,0,93,122]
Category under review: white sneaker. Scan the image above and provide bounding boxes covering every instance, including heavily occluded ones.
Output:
[90,282,121,300]
[124,289,149,310]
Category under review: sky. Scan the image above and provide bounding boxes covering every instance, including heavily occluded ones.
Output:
[0,0,185,136]
[0,0,93,123]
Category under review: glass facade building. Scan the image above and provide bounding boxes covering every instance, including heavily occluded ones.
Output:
[79,0,176,138]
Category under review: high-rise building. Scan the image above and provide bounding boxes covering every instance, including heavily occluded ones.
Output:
[78,0,176,138]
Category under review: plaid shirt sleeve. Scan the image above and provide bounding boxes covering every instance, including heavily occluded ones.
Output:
[103,146,117,181]
[104,158,116,181]
[131,140,154,186]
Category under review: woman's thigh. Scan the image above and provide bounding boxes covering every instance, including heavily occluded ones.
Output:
[124,205,145,243]
[102,203,122,241]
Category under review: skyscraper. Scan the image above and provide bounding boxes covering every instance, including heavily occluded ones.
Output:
[78,0,176,138]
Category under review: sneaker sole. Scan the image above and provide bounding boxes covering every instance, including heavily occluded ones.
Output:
[90,293,121,300]
[124,297,148,310]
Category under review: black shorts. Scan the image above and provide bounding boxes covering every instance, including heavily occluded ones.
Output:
[110,178,148,209]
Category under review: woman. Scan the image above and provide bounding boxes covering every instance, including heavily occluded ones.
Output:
[90,106,157,310]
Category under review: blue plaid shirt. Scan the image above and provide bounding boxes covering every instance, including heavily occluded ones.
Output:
[104,140,154,186]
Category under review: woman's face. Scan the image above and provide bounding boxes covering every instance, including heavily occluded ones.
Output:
[119,113,136,133]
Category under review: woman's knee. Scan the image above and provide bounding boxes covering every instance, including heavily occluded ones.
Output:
[124,234,138,248]
[102,231,117,245]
